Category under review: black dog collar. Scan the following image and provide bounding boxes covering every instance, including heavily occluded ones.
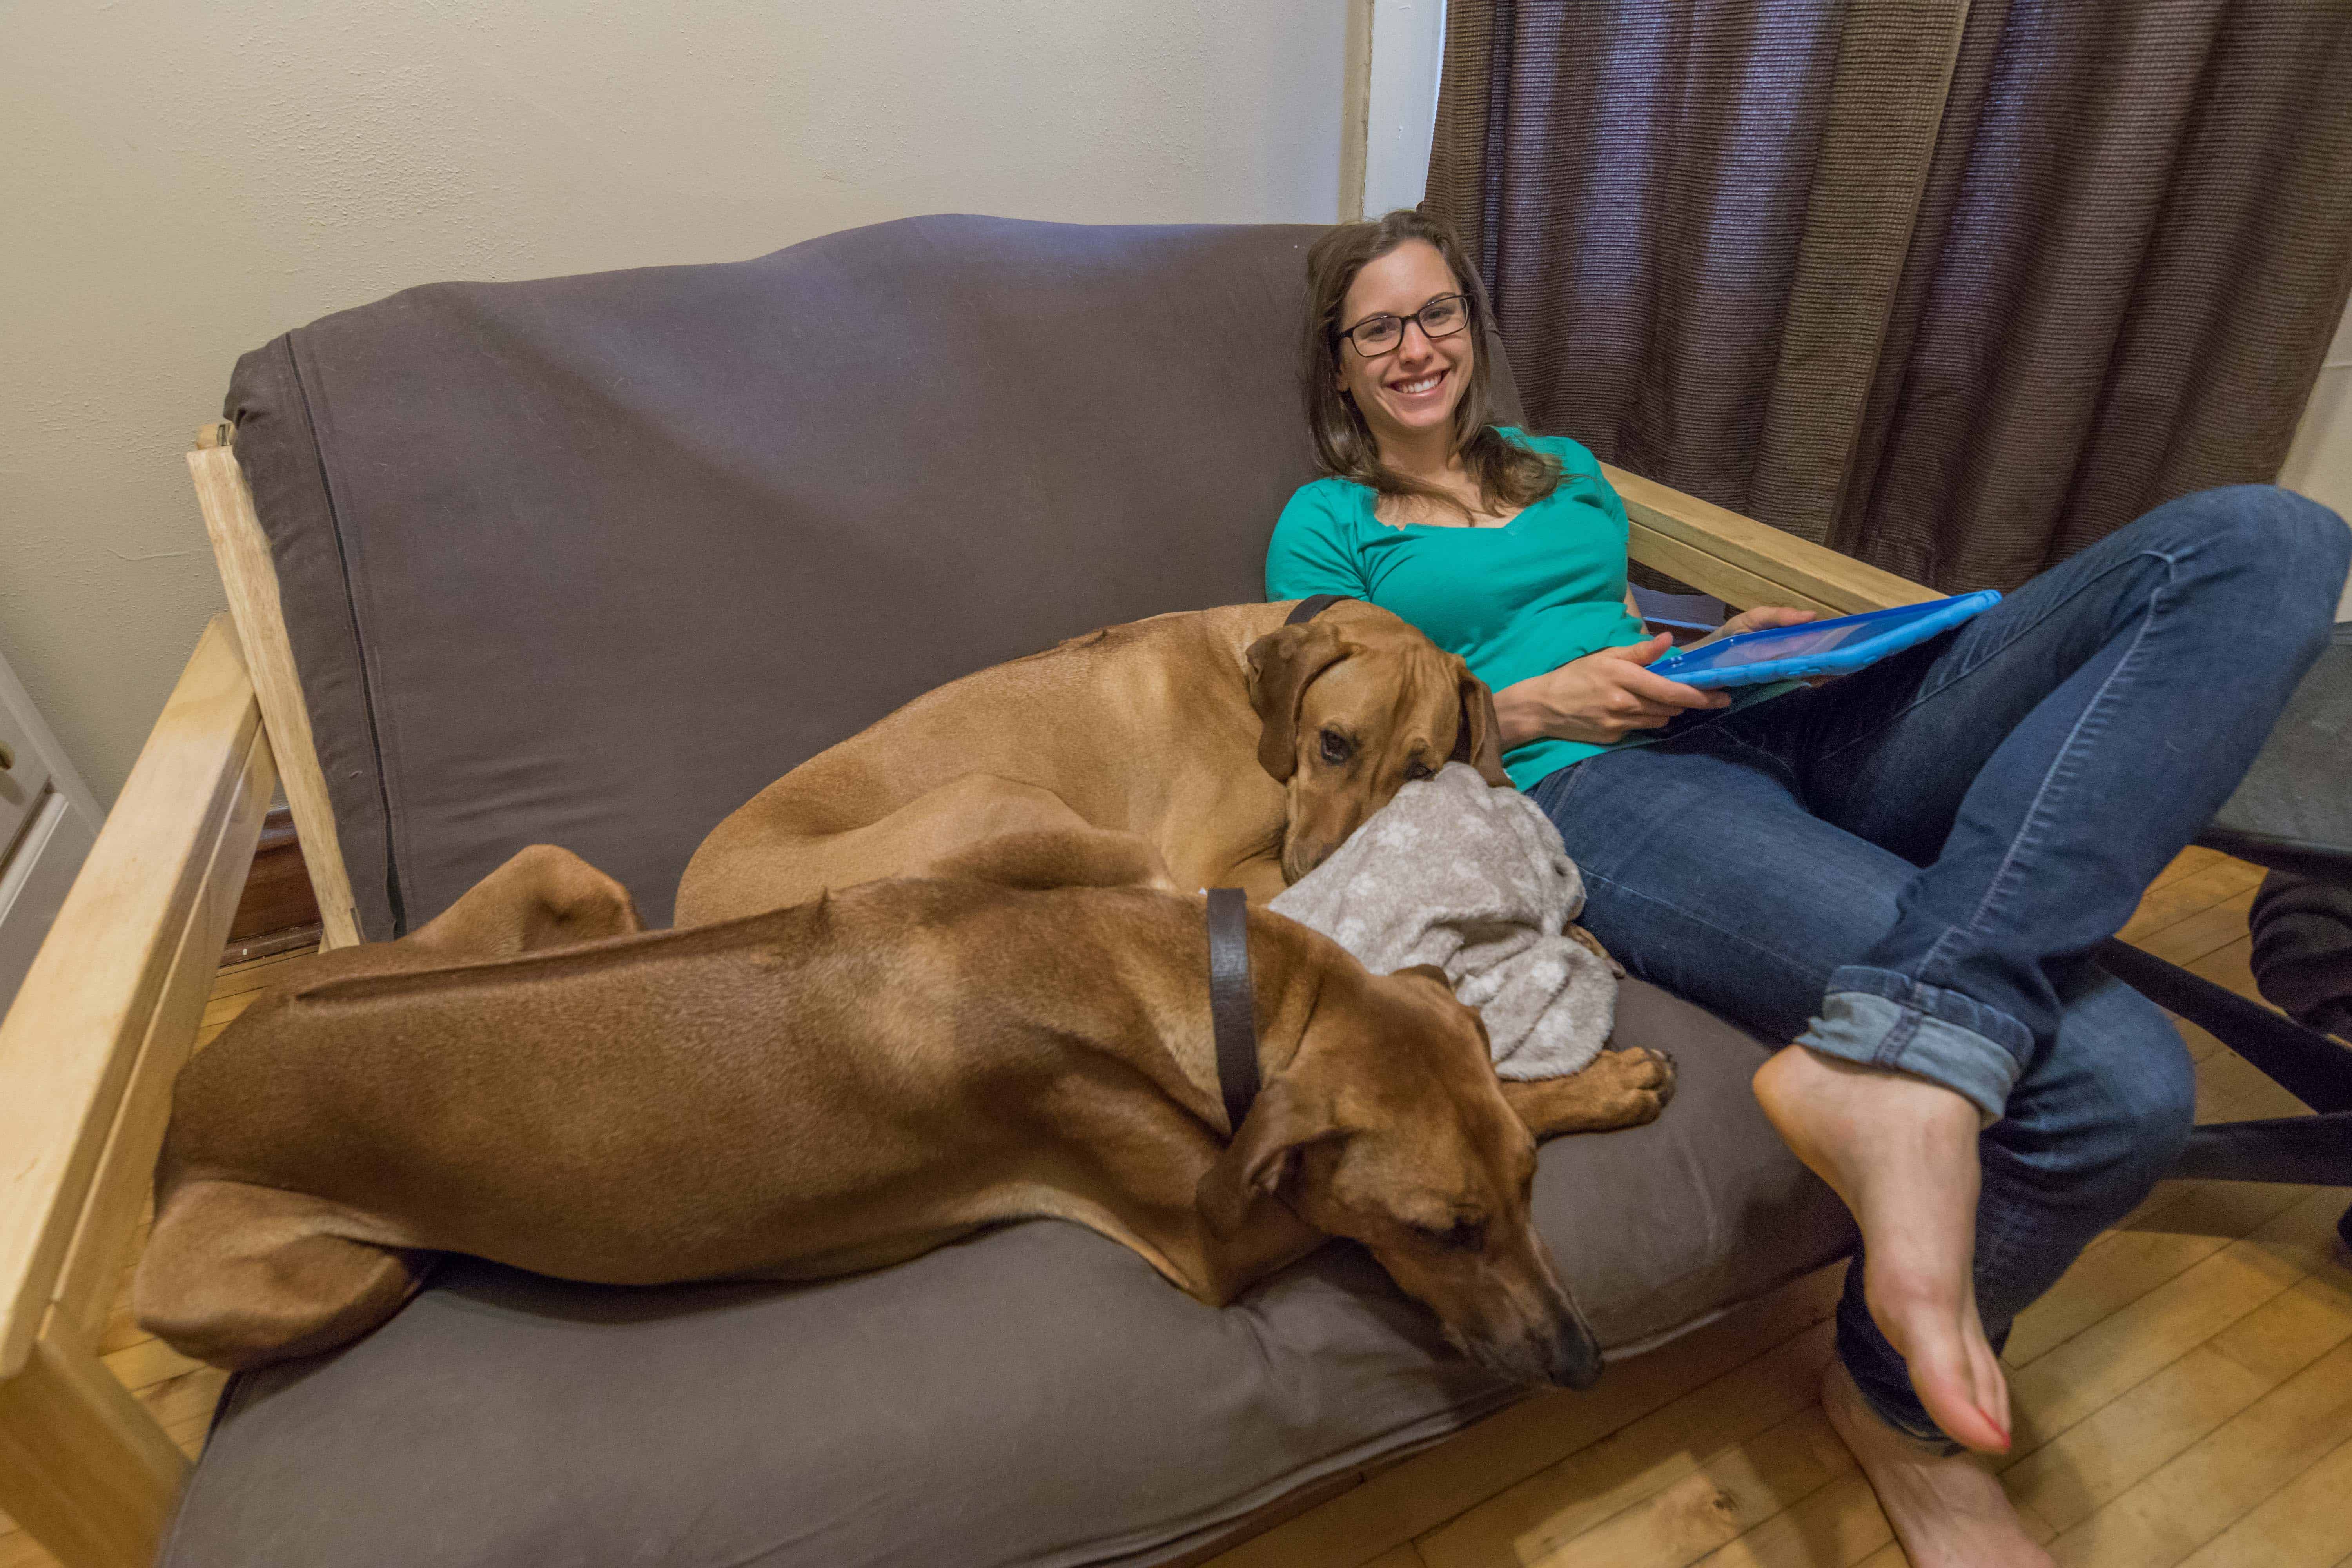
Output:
[1285,593,1353,626]
[1214,593,1346,1127]
[1205,887,1259,1133]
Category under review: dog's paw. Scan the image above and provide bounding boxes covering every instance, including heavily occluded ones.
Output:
[1590,1046,1677,1124]
[1566,922,1626,977]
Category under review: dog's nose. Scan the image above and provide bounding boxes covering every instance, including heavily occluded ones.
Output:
[1550,1315,1605,1390]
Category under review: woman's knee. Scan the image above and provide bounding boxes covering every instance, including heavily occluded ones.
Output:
[2145,485,2350,614]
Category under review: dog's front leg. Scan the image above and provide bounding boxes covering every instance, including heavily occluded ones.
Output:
[1177,1202,1327,1306]
[1500,1048,1677,1138]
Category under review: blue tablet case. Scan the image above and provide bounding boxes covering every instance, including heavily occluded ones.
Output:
[1652,591,2002,691]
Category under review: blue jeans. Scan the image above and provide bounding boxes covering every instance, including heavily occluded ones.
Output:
[1529,486,2349,1442]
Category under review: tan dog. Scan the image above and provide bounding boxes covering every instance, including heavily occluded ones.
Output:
[676,599,1510,922]
[138,848,1673,1382]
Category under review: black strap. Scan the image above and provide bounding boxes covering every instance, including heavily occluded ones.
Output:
[1287,593,1352,626]
[1205,887,1259,1134]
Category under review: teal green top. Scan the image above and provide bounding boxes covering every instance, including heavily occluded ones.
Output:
[1264,429,1646,789]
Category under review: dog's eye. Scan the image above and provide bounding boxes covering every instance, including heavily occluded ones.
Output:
[1414,1216,1487,1252]
[1405,760,1434,782]
[1319,729,1354,765]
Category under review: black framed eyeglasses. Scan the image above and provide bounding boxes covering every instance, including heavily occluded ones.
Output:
[1338,293,1470,357]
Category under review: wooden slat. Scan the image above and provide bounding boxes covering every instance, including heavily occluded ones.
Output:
[1607,463,1940,615]
[0,618,267,1379]
[49,720,272,1347]
[207,944,319,1000]
[197,984,273,1035]
[96,1269,147,1359]
[1626,523,1849,619]
[189,433,363,949]
[0,1333,186,1568]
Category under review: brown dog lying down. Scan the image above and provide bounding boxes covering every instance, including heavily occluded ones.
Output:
[676,598,1510,922]
[138,846,1673,1383]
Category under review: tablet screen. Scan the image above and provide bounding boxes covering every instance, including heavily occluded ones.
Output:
[1655,593,2001,687]
[1679,617,1880,669]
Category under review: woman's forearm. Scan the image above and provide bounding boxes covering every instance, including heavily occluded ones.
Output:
[1490,676,1558,749]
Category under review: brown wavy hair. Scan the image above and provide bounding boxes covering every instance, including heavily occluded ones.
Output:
[1302,209,1560,521]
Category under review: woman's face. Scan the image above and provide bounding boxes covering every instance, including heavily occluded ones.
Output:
[1334,239,1475,453]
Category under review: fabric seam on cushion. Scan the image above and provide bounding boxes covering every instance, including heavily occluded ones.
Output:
[286,334,409,935]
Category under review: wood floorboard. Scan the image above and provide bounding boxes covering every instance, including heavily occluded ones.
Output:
[9,854,2348,1568]
[1997,1176,2314,1368]
[1414,1320,1841,1567]
[1211,1270,1847,1568]
[2046,1334,2352,1566]
[2000,1267,2352,1532]
[2118,862,2265,948]
[2004,1188,2347,1453]
[2132,888,2261,968]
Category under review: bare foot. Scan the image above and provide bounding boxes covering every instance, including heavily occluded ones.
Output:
[1822,1359,2053,1567]
[1753,1044,2010,1453]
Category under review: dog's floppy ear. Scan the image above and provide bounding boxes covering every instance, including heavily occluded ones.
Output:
[1449,659,1512,788]
[1247,623,1354,782]
[1197,1077,1343,1237]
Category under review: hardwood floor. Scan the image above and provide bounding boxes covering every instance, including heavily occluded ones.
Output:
[2,851,2344,1568]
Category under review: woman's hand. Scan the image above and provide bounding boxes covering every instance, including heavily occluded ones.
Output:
[1492,632,1730,747]
[1688,605,1818,648]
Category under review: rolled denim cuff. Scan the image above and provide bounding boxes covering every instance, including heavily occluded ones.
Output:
[1795,966,2033,1124]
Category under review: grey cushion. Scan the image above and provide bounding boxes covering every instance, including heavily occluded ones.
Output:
[161,981,1851,1568]
[189,215,1853,1566]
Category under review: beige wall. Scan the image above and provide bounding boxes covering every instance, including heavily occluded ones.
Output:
[2278,295,2352,621]
[0,2,1350,801]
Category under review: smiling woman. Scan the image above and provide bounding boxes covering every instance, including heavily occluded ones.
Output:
[1297,210,1561,530]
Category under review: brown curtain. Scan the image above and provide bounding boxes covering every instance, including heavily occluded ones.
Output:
[1427,0,2352,592]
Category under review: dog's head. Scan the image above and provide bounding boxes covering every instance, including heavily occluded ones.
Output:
[1198,960,1602,1389]
[1248,606,1508,884]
